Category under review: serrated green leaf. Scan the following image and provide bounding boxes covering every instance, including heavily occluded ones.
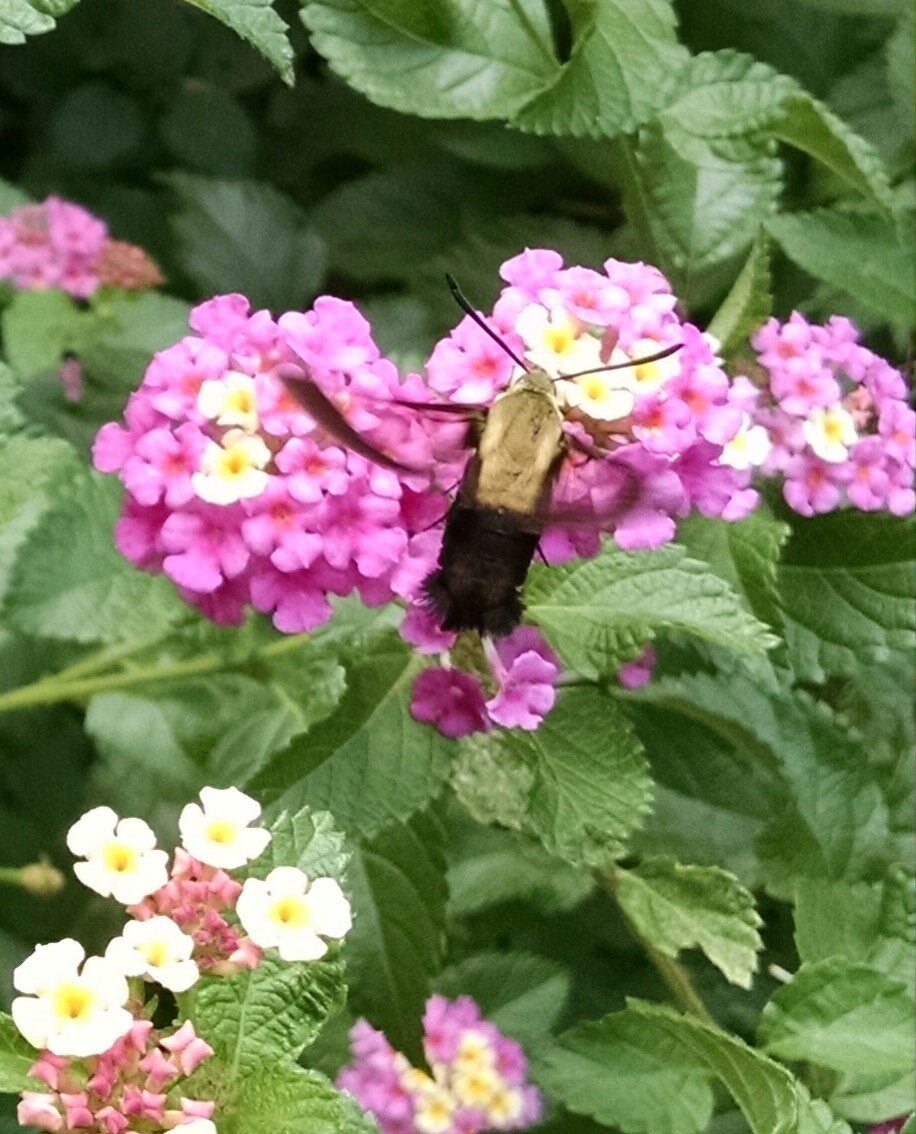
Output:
[454,685,652,868]
[777,511,916,683]
[760,957,915,1076]
[550,1000,853,1134]
[676,510,790,635]
[630,662,893,892]
[0,434,78,607]
[259,807,350,883]
[0,1013,36,1092]
[435,951,570,1055]
[2,289,86,380]
[301,0,557,120]
[525,543,776,681]
[234,1062,376,1134]
[615,858,762,988]
[191,953,347,1076]
[539,1009,716,1134]
[766,207,915,330]
[182,0,294,85]
[772,94,896,209]
[345,811,447,1061]
[4,471,182,644]
[0,0,63,43]
[511,0,688,138]
[254,630,453,839]
[706,234,773,356]
[168,174,326,311]
[446,821,594,918]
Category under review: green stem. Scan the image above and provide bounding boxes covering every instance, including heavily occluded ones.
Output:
[606,871,717,1027]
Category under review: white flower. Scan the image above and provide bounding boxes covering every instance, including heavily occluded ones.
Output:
[66,806,169,905]
[802,404,858,463]
[621,337,681,393]
[718,415,773,470]
[12,939,132,1057]
[198,370,259,432]
[514,303,604,377]
[105,916,199,993]
[173,1121,217,1134]
[557,369,635,422]
[179,786,271,870]
[412,1080,457,1134]
[191,429,271,505]
[236,866,352,962]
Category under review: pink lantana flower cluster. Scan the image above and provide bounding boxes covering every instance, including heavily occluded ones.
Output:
[92,293,454,633]
[19,1018,216,1134]
[10,787,353,1133]
[337,995,542,1134]
[408,624,560,737]
[0,196,161,298]
[741,313,914,517]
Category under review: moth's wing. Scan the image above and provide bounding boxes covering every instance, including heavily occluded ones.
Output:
[278,368,418,473]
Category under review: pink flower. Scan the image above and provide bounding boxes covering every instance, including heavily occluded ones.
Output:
[618,644,656,688]
[0,196,107,297]
[410,668,490,738]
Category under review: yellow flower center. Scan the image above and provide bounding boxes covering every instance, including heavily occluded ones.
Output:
[102,841,137,875]
[205,818,237,845]
[140,940,169,967]
[52,982,94,1023]
[270,896,310,928]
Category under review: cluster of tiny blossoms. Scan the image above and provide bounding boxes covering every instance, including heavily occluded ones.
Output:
[92,293,457,633]
[0,196,161,298]
[337,995,541,1134]
[11,787,352,1133]
[738,313,914,516]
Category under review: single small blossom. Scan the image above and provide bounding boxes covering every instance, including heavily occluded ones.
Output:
[718,415,772,470]
[617,644,656,689]
[178,786,271,870]
[12,940,132,1057]
[191,428,272,505]
[514,303,603,376]
[410,667,490,739]
[197,370,259,432]
[17,1092,63,1131]
[802,403,858,463]
[66,807,169,905]
[235,866,352,961]
[105,916,199,993]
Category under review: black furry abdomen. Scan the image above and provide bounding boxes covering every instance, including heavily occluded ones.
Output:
[422,502,539,636]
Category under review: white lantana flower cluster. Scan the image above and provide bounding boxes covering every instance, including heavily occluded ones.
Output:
[11,786,352,1060]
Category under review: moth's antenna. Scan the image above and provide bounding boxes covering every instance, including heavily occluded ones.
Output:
[567,342,682,379]
[445,273,529,372]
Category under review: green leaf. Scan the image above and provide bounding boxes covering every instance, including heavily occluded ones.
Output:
[539,1009,716,1134]
[545,1000,854,1134]
[300,0,557,120]
[345,811,447,1061]
[168,174,327,311]
[706,233,773,356]
[2,289,86,380]
[511,0,688,137]
[182,0,294,85]
[676,510,791,636]
[258,807,351,883]
[776,511,916,683]
[617,51,790,293]
[191,952,347,1076]
[525,543,777,682]
[759,957,915,1077]
[630,662,893,892]
[793,874,915,995]
[0,0,71,44]
[4,471,182,644]
[435,951,570,1054]
[765,207,915,330]
[159,86,258,176]
[0,435,78,607]
[453,685,652,869]
[254,630,454,839]
[234,1063,377,1134]
[446,820,594,918]
[771,94,895,209]
[0,1014,36,1092]
[615,858,762,988]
